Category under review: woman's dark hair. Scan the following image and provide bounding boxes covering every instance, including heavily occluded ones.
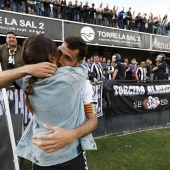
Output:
[22,35,58,113]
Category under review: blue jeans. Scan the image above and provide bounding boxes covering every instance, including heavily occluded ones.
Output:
[157,26,162,35]
[12,2,21,12]
[74,13,80,22]
[109,21,114,27]
[90,18,96,24]
[53,8,58,18]
[97,18,103,25]
[35,3,43,16]
[21,2,26,13]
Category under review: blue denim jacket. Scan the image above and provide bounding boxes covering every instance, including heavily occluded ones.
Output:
[15,63,97,166]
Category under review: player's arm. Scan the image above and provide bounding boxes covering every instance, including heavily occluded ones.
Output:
[0,62,57,88]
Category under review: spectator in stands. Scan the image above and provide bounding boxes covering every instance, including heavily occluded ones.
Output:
[148,12,154,33]
[68,1,74,20]
[35,0,44,16]
[146,58,154,80]
[101,57,108,78]
[112,53,126,80]
[108,7,114,27]
[135,61,147,82]
[60,0,67,19]
[82,1,90,23]
[124,58,132,80]
[103,4,110,26]
[166,22,170,36]
[50,0,59,18]
[130,10,136,30]
[12,0,21,12]
[108,61,115,80]
[125,7,132,30]
[91,54,104,83]
[141,13,148,32]
[162,14,168,35]
[99,56,103,63]
[96,2,103,25]
[79,2,84,22]
[118,7,125,29]
[4,0,11,11]
[157,14,162,35]
[0,32,22,71]
[153,16,158,34]
[153,54,167,80]
[135,12,142,31]
[89,3,96,24]
[73,0,80,22]
[27,0,36,15]
[112,6,118,28]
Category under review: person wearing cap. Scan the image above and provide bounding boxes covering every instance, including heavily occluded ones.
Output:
[0,32,22,71]
[152,54,167,80]
[112,53,126,80]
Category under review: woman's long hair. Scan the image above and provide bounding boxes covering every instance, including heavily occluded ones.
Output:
[22,35,58,113]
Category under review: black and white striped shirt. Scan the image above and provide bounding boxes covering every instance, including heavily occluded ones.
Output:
[136,67,147,81]
[90,62,103,80]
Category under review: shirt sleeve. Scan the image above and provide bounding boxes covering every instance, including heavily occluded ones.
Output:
[82,80,94,104]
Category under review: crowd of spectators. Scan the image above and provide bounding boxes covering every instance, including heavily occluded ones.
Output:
[87,54,170,82]
[1,1,170,36]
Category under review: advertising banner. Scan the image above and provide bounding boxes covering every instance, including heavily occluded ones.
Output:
[152,35,170,51]
[64,22,150,49]
[0,10,62,40]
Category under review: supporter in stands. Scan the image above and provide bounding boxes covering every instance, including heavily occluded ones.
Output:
[130,10,136,30]
[153,16,159,34]
[108,60,115,80]
[125,7,132,30]
[67,1,74,20]
[35,0,44,16]
[89,3,96,24]
[141,13,148,32]
[124,58,132,80]
[4,0,11,11]
[0,32,22,71]
[96,2,103,26]
[108,7,114,27]
[82,1,90,23]
[162,14,168,35]
[153,54,167,80]
[99,56,103,63]
[79,1,84,22]
[146,58,154,80]
[91,54,104,83]
[27,0,36,14]
[112,6,118,28]
[73,0,80,22]
[49,0,58,18]
[101,57,108,79]
[135,61,147,82]
[135,12,142,31]
[148,12,154,34]
[103,4,110,26]
[112,53,126,80]
[156,14,162,35]
[118,7,125,29]
[12,0,21,12]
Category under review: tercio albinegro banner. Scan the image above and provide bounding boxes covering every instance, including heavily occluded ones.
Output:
[110,81,170,114]
[0,10,62,40]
